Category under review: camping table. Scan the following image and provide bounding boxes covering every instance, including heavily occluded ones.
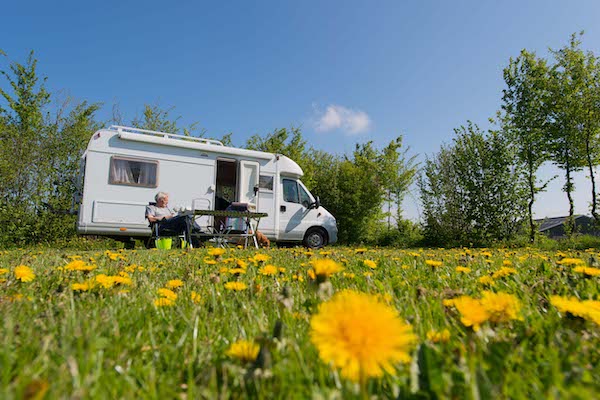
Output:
[183,210,268,249]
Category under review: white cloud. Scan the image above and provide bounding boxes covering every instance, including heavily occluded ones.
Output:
[314,104,371,134]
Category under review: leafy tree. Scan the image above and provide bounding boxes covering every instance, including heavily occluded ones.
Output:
[549,34,600,224]
[378,136,418,230]
[245,127,317,187]
[546,35,589,234]
[501,49,552,242]
[420,123,527,246]
[0,51,100,245]
[132,103,202,136]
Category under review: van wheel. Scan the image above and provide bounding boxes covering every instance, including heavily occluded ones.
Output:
[303,228,327,249]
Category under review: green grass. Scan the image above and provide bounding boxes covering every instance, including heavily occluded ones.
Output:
[1,246,599,399]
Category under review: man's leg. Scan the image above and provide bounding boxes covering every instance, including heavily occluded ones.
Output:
[158,216,189,237]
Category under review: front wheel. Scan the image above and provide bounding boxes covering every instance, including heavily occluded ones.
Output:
[303,228,328,249]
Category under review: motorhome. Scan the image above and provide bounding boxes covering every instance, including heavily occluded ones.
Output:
[76,126,338,248]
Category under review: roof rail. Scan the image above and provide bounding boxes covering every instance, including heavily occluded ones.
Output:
[109,125,224,146]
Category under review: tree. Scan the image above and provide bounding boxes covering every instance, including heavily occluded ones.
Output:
[378,136,418,230]
[132,103,202,136]
[0,51,101,245]
[420,123,527,246]
[546,34,589,234]
[550,34,600,224]
[501,49,552,242]
[245,127,317,187]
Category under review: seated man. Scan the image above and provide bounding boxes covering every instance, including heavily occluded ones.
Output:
[146,192,192,245]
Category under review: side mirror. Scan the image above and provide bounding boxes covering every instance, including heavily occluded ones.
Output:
[311,196,321,209]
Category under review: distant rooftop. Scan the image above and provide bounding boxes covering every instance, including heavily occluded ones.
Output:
[534,215,587,232]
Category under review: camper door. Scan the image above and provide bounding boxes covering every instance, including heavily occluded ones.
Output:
[238,160,259,210]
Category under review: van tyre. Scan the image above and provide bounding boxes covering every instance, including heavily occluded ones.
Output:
[303,228,327,249]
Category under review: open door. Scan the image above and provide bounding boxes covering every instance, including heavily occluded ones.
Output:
[238,160,259,211]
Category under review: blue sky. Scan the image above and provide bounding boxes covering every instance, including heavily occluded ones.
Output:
[3,1,600,220]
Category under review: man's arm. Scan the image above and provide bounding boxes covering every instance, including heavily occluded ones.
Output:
[147,214,162,223]
[146,205,174,223]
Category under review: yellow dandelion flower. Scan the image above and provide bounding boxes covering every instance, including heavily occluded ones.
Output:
[363,259,377,269]
[112,276,132,286]
[401,265,410,270]
[225,340,260,363]
[208,248,226,258]
[478,276,495,286]
[573,266,600,277]
[425,260,443,268]
[455,266,471,274]
[427,329,451,343]
[0,268,9,275]
[228,268,246,275]
[480,291,522,322]
[492,267,517,279]
[167,279,184,289]
[343,272,356,279]
[224,281,247,291]
[204,258,218,265]
[157,288,178,300]
[550,296,600,325]
[191,291,202,304]
[64,260,96,272]
[502,260,513,267]
[310,259,344,279]
[15,265,35,282]
[154,297,175,307]
[252,254,270,263]
[310,290,416,382]
[557,257,585,266]
[72,281,94,291]
[259,264,278,276]
[95,274,115,288]
[451,296,489,332]
[236,259,248,269]
[363,271,373,278]
[355,248,368,254]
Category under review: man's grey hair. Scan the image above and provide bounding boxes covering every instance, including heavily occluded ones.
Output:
[155,192,169,202]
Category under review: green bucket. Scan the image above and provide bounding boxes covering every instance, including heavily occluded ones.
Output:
[155,238,172,249]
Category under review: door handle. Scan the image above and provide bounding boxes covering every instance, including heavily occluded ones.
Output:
[280,205,286,212]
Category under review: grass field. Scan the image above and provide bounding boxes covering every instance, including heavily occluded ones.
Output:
[1,245,599,399]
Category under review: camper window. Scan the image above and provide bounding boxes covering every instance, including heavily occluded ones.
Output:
[259,175,274,191]
[283,179,299,203]
[109,157,158,187]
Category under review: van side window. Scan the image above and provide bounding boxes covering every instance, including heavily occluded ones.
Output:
[299,185,311,208]
[109,157,158,187]
[283,179,299,203]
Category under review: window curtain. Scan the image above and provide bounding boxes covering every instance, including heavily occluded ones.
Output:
[138,162,156,185]
[111,159,135,184]
[110,159,156,185]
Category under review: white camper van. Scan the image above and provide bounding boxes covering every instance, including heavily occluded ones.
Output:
[76,126,338,248]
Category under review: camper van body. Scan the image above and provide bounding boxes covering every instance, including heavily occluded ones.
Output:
[76,126,337,247]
